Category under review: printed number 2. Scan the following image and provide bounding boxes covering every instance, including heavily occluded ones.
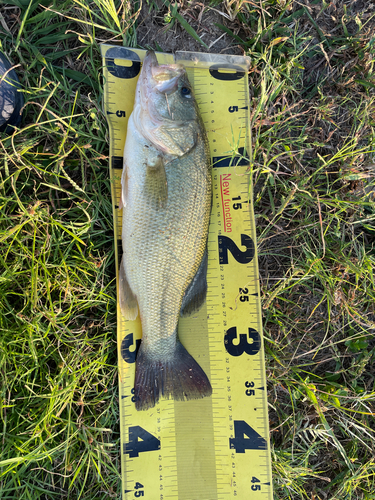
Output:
[124,426,160,458]
[218,234,254,265]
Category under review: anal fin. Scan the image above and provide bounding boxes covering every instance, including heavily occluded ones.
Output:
[119,255,138,320]
[180,249,208,316]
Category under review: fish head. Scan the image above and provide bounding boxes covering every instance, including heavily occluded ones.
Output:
[135,52,200,155]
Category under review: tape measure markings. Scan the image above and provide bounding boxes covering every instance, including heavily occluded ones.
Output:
[101,45,273,500]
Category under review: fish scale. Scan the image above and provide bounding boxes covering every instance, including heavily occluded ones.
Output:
[124,140,210,343]
[101,46,273,500]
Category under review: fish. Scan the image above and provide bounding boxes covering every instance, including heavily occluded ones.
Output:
[119,51,212,411]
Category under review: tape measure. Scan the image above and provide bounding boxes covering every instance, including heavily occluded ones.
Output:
[101,45,273,500]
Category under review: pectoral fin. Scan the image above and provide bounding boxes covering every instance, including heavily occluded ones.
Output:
[119,256,139,320]
[180,249,208,316]
[143,155,168,209]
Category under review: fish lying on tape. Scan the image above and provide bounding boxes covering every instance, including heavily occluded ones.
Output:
[119,51,212,411]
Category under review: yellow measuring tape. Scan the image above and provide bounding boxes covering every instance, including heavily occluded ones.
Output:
[101,46,273,500]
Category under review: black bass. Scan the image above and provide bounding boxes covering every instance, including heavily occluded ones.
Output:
[119,51,212,411]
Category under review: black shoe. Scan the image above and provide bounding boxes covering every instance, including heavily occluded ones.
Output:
[0,52,23,133]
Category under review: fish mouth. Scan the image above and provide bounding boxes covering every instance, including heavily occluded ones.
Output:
[134,51,187,147]
[143,51,184,94]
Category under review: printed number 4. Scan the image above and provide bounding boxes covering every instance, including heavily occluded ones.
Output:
[124,426,160,458]
[229,420,267,453]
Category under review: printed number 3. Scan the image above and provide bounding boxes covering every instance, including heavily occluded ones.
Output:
[224,327,261,356]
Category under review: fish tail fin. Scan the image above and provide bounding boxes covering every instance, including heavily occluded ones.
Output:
[134,340,212,411]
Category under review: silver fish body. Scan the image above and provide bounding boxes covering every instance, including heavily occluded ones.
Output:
[119,52,212,411]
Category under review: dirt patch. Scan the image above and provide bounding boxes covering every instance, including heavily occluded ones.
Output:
[136,1,244,55]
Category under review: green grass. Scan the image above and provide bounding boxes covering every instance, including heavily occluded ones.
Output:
[1,0,375,499]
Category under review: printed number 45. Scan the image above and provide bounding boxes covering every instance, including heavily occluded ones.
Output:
[134,483,144,497]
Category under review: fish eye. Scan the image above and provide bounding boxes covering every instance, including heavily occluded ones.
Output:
[181,86,191,97]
